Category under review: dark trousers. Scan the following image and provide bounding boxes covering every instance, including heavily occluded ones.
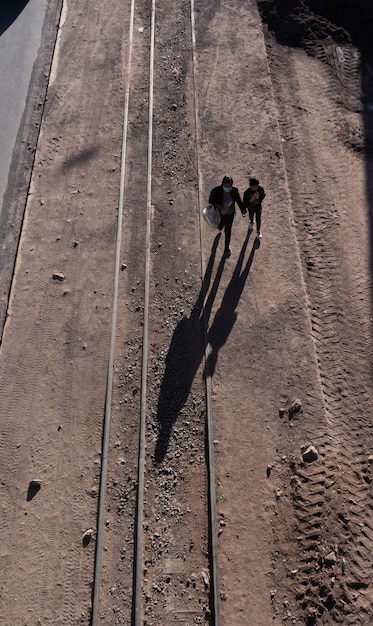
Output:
[218,213,234,250]
[249,206,262,232]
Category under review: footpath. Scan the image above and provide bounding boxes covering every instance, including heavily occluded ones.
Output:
[196,1,325,623]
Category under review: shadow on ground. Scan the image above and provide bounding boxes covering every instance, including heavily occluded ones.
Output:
[0,1,30,36]
[154,229,257,463]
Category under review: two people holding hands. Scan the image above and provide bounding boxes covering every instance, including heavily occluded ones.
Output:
[208,175,266,257]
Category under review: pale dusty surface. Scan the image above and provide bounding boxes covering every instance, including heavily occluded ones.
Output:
[0,1,372,626]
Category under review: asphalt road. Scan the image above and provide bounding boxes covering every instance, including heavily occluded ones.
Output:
[0,0,48,213]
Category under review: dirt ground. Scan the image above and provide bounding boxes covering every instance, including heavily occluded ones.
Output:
[0,1,372,625]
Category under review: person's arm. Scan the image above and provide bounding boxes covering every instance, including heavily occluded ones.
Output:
[259,186,266,203]
[234,187,246,215]
[209,186,219,206]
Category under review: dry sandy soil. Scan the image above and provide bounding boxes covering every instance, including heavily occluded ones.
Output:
[0,1,372,625]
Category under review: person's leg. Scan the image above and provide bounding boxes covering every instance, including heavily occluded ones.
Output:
[224,214,234,253]
[248,208,254,229]
[256,207,262,234]
[218,213,228,233]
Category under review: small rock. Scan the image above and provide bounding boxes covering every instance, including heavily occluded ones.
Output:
[302,445,318,463]
[201,569,210,589]
[289,399,302,416]
[121,263,127,271]
[325,551,337,566]
[290,475,302,488]
[266,465,272,477]
[279,407,286,418]
[82,529,94,547]
[53,272,65,281]
[30,479,42,488]
[27,480,42,501]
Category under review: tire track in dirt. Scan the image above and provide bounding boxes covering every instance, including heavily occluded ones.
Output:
[264,33,373,624]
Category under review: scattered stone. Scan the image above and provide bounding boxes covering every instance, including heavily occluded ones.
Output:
[121,263,127,271]
[289,399,302,417]
[73,240,80,248]
[30,479,42,488]
[290,475,302,488]
[82,528,94,547]
[53,272,65,281]
[368,454,373,464]
[201,569,210,589]
[325,551,337,566]
[302,445,318,463]
[279,407,286,418]
[27,480,42,501]
[266,465,272,477]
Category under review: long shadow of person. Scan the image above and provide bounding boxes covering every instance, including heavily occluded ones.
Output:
[154,233,225,464]
[206,232,258,378]
[154,231,258,463]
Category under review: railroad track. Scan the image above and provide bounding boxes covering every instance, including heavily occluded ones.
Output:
[90,1,220,624]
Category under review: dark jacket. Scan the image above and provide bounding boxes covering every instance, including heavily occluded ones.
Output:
[243,185,266,210]
[209,185,245,216]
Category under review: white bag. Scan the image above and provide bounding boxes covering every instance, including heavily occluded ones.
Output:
[202,204,221,229]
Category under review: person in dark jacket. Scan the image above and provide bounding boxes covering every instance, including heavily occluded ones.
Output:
[243,177,266,238]
[208,175,246,257]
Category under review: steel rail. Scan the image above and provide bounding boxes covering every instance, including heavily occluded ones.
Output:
[133,0,156,623]
[91,0,136,623]
[91,0,219,623]
[190,1,221,624]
